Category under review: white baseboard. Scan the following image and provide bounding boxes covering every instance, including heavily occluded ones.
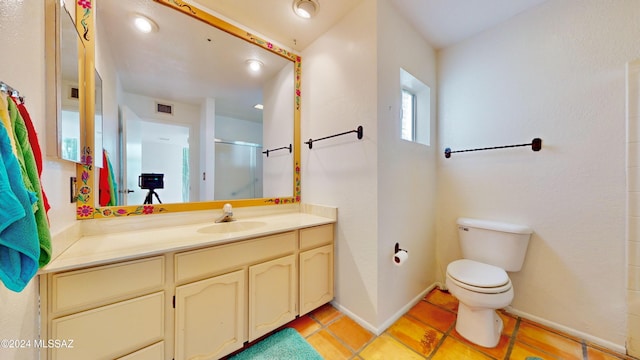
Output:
[331,283,441,336]
[505,306,627,355]
[331,283,627,356]
[330,302,379,335]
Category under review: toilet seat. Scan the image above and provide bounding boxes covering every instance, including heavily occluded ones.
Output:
[447,259,511,294]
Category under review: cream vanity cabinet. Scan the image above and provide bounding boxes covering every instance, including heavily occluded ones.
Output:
[40,224,334,360]
[173,231,298,359]
[41,256,166,360]
[299,225,335,315]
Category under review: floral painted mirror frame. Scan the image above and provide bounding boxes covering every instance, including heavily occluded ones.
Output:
[74,0,302,219]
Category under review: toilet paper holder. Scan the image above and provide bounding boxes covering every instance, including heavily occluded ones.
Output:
[395,242,407,254]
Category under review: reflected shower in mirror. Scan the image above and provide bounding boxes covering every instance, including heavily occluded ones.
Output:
[95,0,294,208]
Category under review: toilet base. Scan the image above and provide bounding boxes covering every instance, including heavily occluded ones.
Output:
[455,302,503,348]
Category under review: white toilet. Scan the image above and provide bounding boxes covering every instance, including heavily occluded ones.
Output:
[445,217,532,348]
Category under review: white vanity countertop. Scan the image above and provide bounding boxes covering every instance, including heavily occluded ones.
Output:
[41,209,336,273]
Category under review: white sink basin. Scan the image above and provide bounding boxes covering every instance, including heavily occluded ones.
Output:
[197,221,267,234]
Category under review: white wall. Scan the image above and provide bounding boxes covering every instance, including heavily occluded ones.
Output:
[376,0,438,328]
[303,0,438,332]
[263,63,294,198]
[124,92,201,201]
[627,59,640,357]
[437,0,640,350]
[95,12,121,183]
[0,1,78,359]
[302,0,380,329]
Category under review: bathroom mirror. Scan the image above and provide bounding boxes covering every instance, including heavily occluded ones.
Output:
[94,70,103,168]
[77,0,301,218]
[45,1,84,163]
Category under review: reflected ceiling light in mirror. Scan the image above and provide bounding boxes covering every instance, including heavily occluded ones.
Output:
[293,0,319,19]
[132,13,158,33]
[246,59,263,72]
[254,104,264,110]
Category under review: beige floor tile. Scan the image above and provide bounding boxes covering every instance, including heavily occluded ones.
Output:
[430,337,493,360]
[310,303,342,325]
[306,329,352,360]
[359,333,424,360]
[510,340,559,360]
[386,315,443,357]
[287,315,321,337]
[425,288,459,313]
[407,301,456,333]
[327,315,374,352]
[498,310,518,337]
[516,320,583,360]
[450,326,510,359]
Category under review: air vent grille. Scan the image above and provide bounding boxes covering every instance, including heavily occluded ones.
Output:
[70,87,79,99]
[156,103,173,115]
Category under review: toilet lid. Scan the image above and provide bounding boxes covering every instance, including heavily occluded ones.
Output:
[447,259,509,288]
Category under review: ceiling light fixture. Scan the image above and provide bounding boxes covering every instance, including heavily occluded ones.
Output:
[254,104,264,110]
[246,59,263,72]
[293,0,319,19]
[132,13,158,33]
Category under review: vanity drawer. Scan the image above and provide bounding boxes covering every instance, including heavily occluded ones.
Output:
[51,292,164,360]
[175,231,297,284]
[299,224,334,251]
[50,256,165,315]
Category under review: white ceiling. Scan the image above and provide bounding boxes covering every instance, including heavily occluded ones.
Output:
[95,0,549,124]
[390,0,549,49]
[193,0,549,51]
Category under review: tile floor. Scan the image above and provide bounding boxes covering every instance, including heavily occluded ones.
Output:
[285,288,636,360]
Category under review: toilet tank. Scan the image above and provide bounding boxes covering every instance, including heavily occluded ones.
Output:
[457,218,533,272]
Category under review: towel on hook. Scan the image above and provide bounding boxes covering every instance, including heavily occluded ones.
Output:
[0,95,17,154]
[15,98,51,215]
[7,97,51,267]
[0,122,39,292]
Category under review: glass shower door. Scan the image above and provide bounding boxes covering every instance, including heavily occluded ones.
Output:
[214,141,263,199]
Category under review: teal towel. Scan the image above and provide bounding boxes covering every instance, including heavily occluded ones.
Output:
[7,97,50,267]
[0,122,39,292]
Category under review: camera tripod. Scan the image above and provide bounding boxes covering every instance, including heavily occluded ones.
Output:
[143,188,162,204]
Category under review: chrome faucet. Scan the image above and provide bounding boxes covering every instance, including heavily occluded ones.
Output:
[215,203,234,223]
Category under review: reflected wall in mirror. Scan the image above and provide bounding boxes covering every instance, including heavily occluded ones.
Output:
[46,1,84,163]
[76,0,301,218]
[95,70,103,169]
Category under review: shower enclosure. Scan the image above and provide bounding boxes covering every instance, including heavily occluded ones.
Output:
[214,139,263,200]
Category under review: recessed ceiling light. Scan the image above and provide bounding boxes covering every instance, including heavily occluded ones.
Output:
[132,13,158,33]
[254,104,264,110]
[293,0,319,19]
[246,59,263,72]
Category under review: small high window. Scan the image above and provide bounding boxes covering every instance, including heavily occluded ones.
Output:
[401,89,416,142]
[400,68,430,146]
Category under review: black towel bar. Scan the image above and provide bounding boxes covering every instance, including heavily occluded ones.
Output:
[305,126,363,149]
[262,144,292,157]
[445,138,542,158]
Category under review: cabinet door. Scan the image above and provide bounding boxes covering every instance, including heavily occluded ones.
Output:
[248,254,297,341]
[299,244,334,315]
[175,269,245,360]
[116,341,164,360]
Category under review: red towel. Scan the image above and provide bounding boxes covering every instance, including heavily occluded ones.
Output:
[14,98,50,215]
[99,150,111,206]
